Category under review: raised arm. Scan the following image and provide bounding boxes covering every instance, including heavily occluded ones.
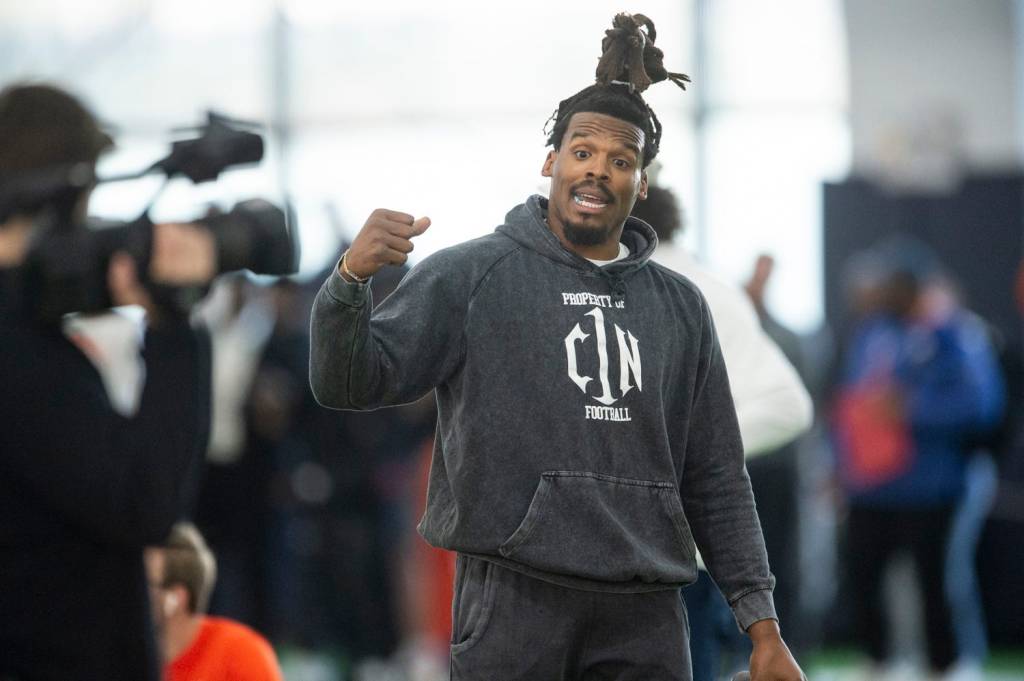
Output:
[310,209,468,410]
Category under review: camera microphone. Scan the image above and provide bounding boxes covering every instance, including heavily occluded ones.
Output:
[149,117,264,184]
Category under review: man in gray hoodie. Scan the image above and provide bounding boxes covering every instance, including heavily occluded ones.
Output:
[310,13,804,681]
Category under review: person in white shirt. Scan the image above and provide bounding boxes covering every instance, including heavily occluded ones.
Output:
[632,184,813,681]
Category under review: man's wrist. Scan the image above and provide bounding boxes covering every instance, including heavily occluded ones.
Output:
[747,618,782,645]
[339,249,371,283]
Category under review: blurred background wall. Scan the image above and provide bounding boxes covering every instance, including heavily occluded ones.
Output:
[848,0,1020,175]
[1,0,850,333]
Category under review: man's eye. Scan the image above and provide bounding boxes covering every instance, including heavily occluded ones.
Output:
[574,150,590,160]
[614,159,631,168]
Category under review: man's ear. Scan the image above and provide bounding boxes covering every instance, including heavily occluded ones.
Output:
[164,584,188,617]
[638,170,649,200]
[541,150,556,178]
[163,592,180,618]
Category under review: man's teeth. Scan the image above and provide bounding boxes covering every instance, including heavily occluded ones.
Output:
[573,194,607,208]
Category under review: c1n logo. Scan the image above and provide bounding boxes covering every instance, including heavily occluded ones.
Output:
[564,306,642,418]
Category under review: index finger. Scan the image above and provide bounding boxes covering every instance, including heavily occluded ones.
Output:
[373,208,415,225]
[386,216,431,240]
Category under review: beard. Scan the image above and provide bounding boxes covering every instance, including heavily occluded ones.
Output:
[561,219,618,247]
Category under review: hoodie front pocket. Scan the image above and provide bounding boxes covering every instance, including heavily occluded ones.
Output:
[498,470,696,584]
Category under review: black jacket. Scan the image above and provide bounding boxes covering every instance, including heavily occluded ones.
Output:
[0,268,210,681]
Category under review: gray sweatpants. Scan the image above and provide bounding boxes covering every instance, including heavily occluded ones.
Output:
[450,555,692,680]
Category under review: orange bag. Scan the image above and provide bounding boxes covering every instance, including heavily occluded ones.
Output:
[834,385,913,489]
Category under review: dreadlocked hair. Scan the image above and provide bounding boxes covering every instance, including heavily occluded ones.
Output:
[544,13,690,168]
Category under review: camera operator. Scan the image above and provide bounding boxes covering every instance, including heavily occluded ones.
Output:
[0,83,217,681]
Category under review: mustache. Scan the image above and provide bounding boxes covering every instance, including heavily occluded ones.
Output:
[571,182,614,204]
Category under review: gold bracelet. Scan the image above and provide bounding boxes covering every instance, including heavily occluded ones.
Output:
[340,249,370,283]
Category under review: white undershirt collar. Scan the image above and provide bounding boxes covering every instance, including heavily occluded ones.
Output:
[585,243,630,267]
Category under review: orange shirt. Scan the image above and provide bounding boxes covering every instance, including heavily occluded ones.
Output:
[166,616,283,681]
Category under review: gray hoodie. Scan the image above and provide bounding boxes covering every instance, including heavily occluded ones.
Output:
[310,195,776,629]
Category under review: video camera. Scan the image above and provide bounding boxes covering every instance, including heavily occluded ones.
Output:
[0,112,299,322]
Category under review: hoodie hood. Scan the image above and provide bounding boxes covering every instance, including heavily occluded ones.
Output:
[496,195,658,279]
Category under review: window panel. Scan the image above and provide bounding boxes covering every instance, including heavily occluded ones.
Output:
[288,1,695,120]
[702,112,850,332]
[704,0,848,108]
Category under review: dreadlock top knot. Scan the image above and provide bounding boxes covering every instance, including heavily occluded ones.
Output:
[544,13,690,168]
[595,13,690,93]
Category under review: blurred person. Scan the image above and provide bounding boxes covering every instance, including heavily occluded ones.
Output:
[936,275,1005,681]
[146,522,283,681]
[744,255,805,376]
[632,187,813,681]
[317,262,437,664]
[220,269,433,665]
[832,239,1004,679]
[0,83,215,680]
[634,193,813,455]
[394,438,456,681]
[944,426,1000,681]
[198,274,276,465]
[310,14,805,681]
[191,276,277,630]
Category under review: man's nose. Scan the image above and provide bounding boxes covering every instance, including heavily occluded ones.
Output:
[584,155,611,181]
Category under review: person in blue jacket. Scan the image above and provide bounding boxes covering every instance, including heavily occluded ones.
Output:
[833,241,1004,678]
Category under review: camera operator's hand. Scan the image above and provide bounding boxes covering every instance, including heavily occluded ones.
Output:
[341,209,431,282]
